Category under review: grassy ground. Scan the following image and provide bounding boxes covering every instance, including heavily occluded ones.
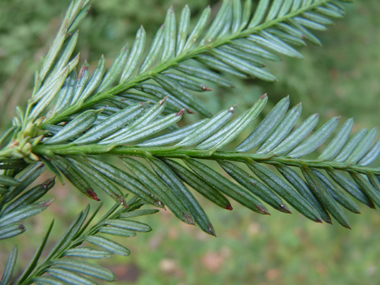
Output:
[1,0,380,284]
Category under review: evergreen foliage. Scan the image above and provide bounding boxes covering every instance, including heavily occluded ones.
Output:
[2,0,379,284]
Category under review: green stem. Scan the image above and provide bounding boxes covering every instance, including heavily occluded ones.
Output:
[41,0,330,127]
[33,144,380,175]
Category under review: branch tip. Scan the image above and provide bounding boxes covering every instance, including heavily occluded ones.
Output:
[201,86,214,91]
[87,189,100,201]
[259,206,271,215]
[184,214,195,225]
[43,177,56,190]
[176,109,185,116]
[280,204,292,214]
[160,96,169,105]
[208,226,217,237]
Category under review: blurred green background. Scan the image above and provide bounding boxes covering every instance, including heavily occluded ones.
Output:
[1,0,380,284]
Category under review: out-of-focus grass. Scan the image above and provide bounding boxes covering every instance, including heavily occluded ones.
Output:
[1,0,380,284]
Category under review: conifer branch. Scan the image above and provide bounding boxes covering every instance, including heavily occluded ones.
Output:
[36,0,351,126]
[3,1,380,282]
[0,197,156,285]
[2,0,377,238]
[31,94,379,230]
